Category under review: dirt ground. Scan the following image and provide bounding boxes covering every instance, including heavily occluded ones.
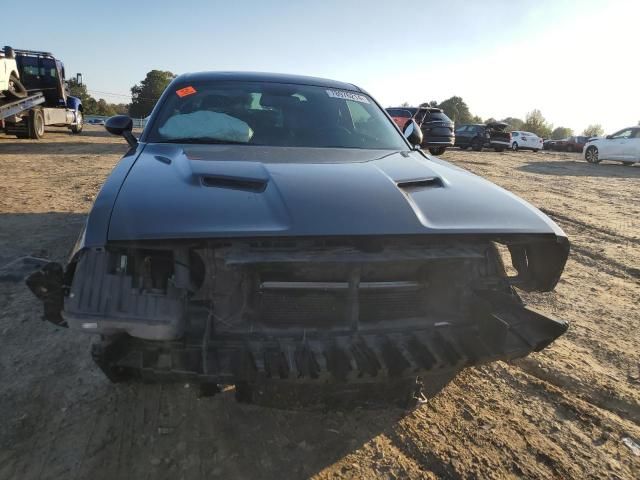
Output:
[1,127,638,479]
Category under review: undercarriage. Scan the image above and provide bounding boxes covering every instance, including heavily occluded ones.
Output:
[27,236,568,408]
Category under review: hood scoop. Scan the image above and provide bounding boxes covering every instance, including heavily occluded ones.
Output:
[201,175,268,192]
[396,177,443,190]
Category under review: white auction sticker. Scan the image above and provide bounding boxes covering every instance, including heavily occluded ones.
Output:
[326,89,370,104]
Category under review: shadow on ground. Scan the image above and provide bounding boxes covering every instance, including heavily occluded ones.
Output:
[517,160,640,177]
[0,140,128,155]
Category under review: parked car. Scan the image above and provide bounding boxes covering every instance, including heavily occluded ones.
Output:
[26,72,569,408]
[584,126,640,166]
[564,136,589,153]
[386,107,455,155]
[553,138,569,151]
[0,46,27,99]
[386,108,413,129]
[510,131,543,152]
[454,122,511,152]
[543,139,557,150]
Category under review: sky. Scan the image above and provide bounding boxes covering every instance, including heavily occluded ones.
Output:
[4,0,639,133]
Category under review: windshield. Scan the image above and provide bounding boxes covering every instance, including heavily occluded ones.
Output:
[425,111,450,123]
[386,108,413,118]
[147,81,408,150]
[16,56,59,90]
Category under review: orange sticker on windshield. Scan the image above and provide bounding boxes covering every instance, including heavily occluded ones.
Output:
[176,86,197,98]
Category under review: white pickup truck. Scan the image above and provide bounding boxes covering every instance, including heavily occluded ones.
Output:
[0,46,27,99]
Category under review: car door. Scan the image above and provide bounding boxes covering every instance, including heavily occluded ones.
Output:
[455,126,469,146]
[628,128,640,160]
[532,133,542,150]
[607,128,634,159]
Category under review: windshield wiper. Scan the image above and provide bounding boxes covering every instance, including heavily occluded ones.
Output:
[158,137,249,145]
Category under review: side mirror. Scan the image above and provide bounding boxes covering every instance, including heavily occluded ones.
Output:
[605,135,612,139]
[403,119,423,148]
[3,46,15,59]
[106,115,137,148]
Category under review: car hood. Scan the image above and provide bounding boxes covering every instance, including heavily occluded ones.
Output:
[106,144,565,241]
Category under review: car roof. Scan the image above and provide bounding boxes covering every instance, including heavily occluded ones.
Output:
[175,71,361,92]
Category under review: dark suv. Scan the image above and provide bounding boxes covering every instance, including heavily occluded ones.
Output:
[386,107,454,155]
[564,136,589,153]
[454,122,511,152]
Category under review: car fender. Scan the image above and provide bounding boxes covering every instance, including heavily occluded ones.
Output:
[66,95,82,112]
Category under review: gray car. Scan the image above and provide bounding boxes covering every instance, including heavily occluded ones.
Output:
[27,72,569,408]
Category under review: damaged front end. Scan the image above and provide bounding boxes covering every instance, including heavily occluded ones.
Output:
[27,235,568,407]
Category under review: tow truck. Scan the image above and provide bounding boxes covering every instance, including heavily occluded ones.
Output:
[0,46,83,139]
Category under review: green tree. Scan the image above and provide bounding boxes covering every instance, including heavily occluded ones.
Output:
[399,101,412,108]
[67,78,125,116]
[484,117,498,125]
[129,70,176,118]
[521,109,553,138]
[582,124,604,137]
[501,117,524,131]
[419,100,438,107]
[551,126,574,139]
[93,98,119,116]
[67,78,92,105]
[438,96,474,124]
[112,103,129,115]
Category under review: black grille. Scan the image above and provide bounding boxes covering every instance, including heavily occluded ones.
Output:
[259,290,347,326]
[256,280,426,327]
[359,289,425,323]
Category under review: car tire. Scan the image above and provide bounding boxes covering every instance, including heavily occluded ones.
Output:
[533,149,538,153]
[471,138,483,152]
[511,142,519,151]
[4,74,28,100]
[28,108,45,139]
[70,111,83,134]
[428,147,446,155]
[585,146,600,164]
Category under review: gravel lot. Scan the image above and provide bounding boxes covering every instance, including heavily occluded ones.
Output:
[1,127,639,479]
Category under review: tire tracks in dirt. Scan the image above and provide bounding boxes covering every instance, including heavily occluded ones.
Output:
[539,209,640,280]
[541,208,640,246]
[513,358,640,426]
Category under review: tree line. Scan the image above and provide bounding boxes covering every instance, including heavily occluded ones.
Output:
[68,70,176,118]
[402,97,605,139]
